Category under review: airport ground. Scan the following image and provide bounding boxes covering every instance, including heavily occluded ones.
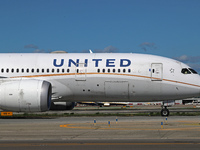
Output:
[8,104,200,117]
[0,105,200,149]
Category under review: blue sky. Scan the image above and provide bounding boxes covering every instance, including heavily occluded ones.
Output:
[0,0,200,71]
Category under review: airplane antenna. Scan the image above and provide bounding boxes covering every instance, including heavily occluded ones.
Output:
[89,49,93,53]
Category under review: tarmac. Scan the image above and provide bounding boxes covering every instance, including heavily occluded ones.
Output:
[0,105,200,149]
[0,116,200,149]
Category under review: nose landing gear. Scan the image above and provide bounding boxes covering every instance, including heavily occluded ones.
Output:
[161,106,170,116]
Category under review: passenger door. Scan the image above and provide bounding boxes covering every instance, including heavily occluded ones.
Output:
[75,63,86,81]
[151,63,163,81]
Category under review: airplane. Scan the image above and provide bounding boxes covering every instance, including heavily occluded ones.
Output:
[0,53,199,116]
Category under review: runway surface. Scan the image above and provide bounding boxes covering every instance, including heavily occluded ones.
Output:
[0,116,200,149]
[0,140,200,150]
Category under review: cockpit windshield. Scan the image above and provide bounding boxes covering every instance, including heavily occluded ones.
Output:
[181,68,198,74]
[188,68,198,74]
[181,68,191,74]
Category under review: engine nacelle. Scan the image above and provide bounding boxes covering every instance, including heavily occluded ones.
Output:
[50,102,76,110]
[0,80,52,112]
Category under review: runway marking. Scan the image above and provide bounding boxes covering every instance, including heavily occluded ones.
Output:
[60,123,200,131]
[177,121,200,126]
[0,142,199,147]
[178,121,200,123]
[184,123,200,126]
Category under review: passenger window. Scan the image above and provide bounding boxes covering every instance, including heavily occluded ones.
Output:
[113,69,115,73]
[97,69,100,73]
[62,69,65,73]
[47,69,49,73]
[181,68,191,74]
[6,69,9,73]
[37,69,39,73]
[32,69,34,73]
[128,69,131,73]
[16,68,19,73]
[57,69,59,73]
[52,69,54,73]
[108,69,110,73]
[102,69,105,73]
[27,69,29,73]
[77,69,79,73]
[67,69,70,72]
[11,69,14,73]
[123,69,126,73]
[118,69,120,73]
[1,69,4,73]
[22,69,24,73]
[42,69,44,73]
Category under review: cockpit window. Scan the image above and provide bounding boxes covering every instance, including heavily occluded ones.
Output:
[188,68,198,74]
[181,68,191,74]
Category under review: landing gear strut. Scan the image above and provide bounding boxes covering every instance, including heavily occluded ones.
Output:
[161,106,170,116]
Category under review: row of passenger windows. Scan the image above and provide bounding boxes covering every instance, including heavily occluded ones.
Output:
[2,68,197,75]
[1,68,71,73]
[97,68,131,73]
[1,68,131,74]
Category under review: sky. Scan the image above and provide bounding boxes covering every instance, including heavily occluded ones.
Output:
[0,0,200,72]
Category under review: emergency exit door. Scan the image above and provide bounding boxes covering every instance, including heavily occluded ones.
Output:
[75,63,86,81]
[151,63,163,81]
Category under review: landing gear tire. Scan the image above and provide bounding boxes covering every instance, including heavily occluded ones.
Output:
[161,109,169,116]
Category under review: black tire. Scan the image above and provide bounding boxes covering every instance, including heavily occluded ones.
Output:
[161,109,170,116]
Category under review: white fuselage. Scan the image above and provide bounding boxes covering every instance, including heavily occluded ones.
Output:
[0,53,200,103]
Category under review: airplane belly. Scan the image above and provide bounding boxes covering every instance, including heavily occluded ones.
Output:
[128,79,162,101]
[63,77,131,102]
[104,81,129,100]
[50,74,200,103]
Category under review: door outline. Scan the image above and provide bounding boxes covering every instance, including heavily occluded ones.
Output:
[151,63,163,81]
[75,63,87,81]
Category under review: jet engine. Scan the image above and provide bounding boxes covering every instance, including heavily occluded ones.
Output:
[50,102,76,110]
[0,79,52,112]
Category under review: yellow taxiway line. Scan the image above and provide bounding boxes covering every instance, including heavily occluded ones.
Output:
[60,123,200,131]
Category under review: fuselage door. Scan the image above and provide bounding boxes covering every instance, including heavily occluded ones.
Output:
[151,63,163,81]
[75,63,86,81]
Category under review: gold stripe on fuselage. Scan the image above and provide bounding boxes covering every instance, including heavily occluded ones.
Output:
[9,72,200,88]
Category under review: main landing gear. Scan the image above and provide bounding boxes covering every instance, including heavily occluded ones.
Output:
[161,106,170,116]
